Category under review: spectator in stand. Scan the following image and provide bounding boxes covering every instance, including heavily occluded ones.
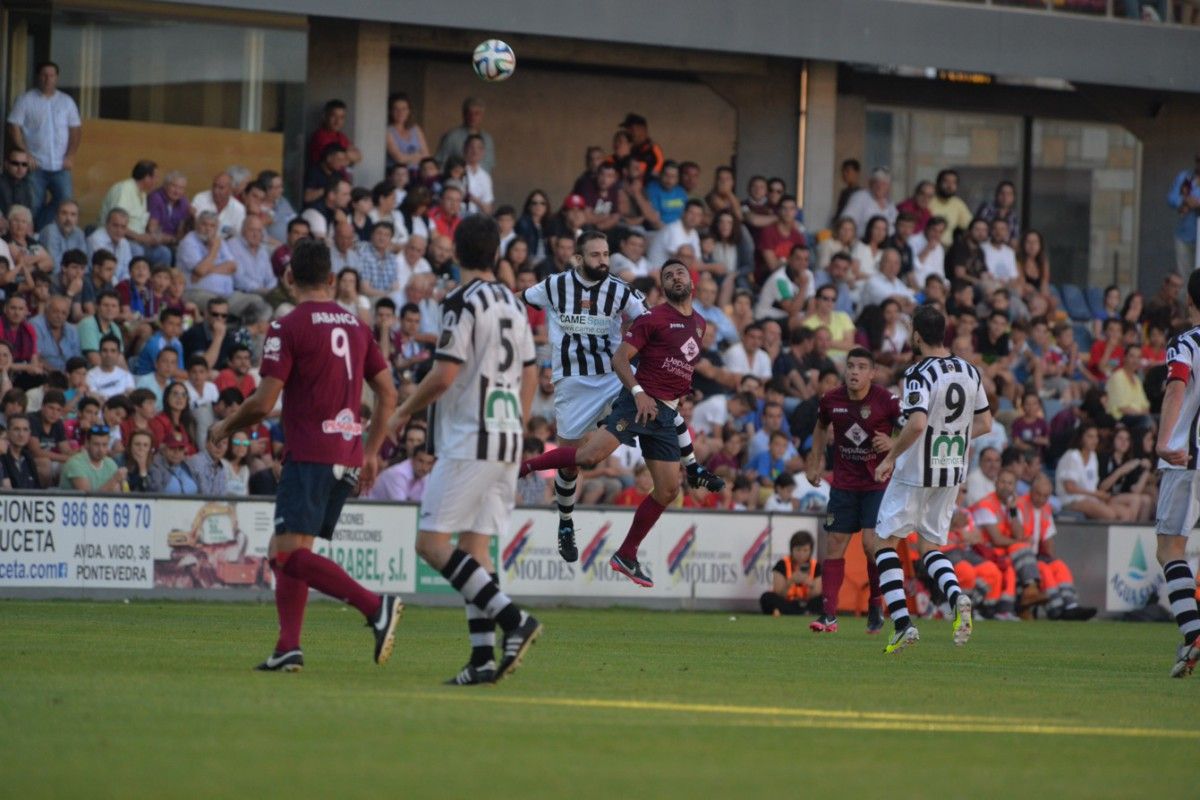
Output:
[59,424,123,491]
[366,448,435,502]
[462,134,494,216]
[87,208,132,282]
[649,198,704,266]
[133,307,185,377]
[679,161,703,202]
[28,388,71,481]
[579,162,622,232]
[150,381,197,455]
[1055,424,1141,521]
[335,268,370,322]
[723,322,773,381]
[119,429,153,492]
[308,98,361,170]
[975,180,1020,242]
[2,415,41,489]
[610,230,650,282]
[85,335,133,399]
[1011,392,1050,457]
[271,217,311,282]
[6,62,81,228]
[215,344,256,399]
[146,428,199,494]
[801,283,856,360]
[1097,424,1153,517]
[303,144,349,210]
[756,194,807,285]
[819,216,873,280]
[813,251,859,315]
[186,435,228,496]
[896,180,934,233]
[257,170,295,245]
[966,446,1001,506]
[385,92,430,171]
[545,193,591,244]
[1167,153,1200,278]
[436,97,495,173]
[368,181,406,251]
[516,190,551,263]
[860,247,915,313]
[832,158,861,222]
[1088,317,1125,382]
[5,204,52,274]
[429,180,464,239]
[946,218,989,289]
[146,171,190,246]
[99,160,170,267]
[905,216,947,291]
[191,173,245,240]
[705,165,744,226]
[180,298,234,369]
[78,287,124,363]
[620,112,664,178]
[136,346,176,405]
[1145,272,1187,332]
[1106,346,1151,428]
[860,215,891,275]
[646,160,688,232]
[37,200,86,270]
[759,530,823,614]
[30,295,80,374]
[928,169,973,246]
[981,218,1020,292]
[221,431,252,495]
[841,166,897,235]
[0,294,40,388]
[884,210,916,278]
[229,215,279,304]
[755,244,812,325]
[1015,230,1051,308]
[178,210,270,323]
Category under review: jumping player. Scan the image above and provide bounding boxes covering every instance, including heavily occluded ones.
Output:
[805,346,899,634]
[868,304,992,655]
[209,240,401,673]
[521,231,722,563]
[390,214,541,685]
[1153,269,1200,678]
[519,259,706,587]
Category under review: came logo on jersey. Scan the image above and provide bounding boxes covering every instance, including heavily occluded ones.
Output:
[523,271,644,381]
[894,356,989,488]
[1161,326,1200,469]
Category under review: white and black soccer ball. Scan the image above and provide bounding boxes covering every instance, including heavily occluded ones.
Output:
[472,39,516,82]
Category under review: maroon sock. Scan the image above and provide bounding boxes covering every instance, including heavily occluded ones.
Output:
[521,446,577,476]
[282,548,381,619]
[866,553,882,602]
[271,558,308,653]
[822,558,845,617]
[616,495,666,560]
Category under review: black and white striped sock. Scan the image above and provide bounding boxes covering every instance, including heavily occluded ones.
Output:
[922,551,962,607]
[441,550,524,632]
[674,413,696,467]
[555,470,577,524]
[1164,560,1200,645]
[875,548,910,631]
[464,572,499,667]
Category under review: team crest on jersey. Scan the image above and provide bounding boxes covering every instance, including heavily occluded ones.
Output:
[616,419,629,432]
[860,406,870,419]
[845,422,868,447]
[438,330,452,348]
[262,336,281,361]
[679,337,700,361]
[321,408,363,441]
[581,298,592,309]
[906,391,920,406]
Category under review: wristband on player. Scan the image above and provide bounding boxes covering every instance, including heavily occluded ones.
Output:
[631,384,646,397]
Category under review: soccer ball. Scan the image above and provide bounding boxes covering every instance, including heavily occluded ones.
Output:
[472,39,515,82]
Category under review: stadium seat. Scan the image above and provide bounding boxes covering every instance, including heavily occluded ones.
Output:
[1061,284,1092,322]
[1086,286,1107,319]
[1042,397,1063,422]
[1071,322,1093,352]
[1048,284,1064,311]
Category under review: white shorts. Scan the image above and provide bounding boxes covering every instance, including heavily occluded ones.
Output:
[554,373,622,441]
[875,482,960,547]
[419,458,518,537]
[1156,469,1200,537]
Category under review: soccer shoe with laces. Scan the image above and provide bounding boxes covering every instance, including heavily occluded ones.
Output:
[557,521,579,563]
[1170,640,1200,678]
[884,625,919,654]
[255,649,304,672]
[369,594,404,665]
[495,614,542,682]
[809,615,838,633]
[445,660,497,686]
[609,553,653,587]
[686,463,726,492]
[952,594,974,646]
[866,603,885,635]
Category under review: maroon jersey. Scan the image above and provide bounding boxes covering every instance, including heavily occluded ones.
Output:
[817,384,901,491]
[260,300,388,466]
[624,303,706,402]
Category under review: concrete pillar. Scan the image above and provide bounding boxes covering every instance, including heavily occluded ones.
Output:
[802,61,838,234]
[305,17,391,186]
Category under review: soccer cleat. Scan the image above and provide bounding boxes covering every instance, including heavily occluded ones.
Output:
[884,625,920,654]
[369,594,404,665]
[1060,605,1097,621]
[953,594,974,646]
[557,521,579,563]
[495,614,542,682]
[809,615,838,633]
[866,603,885,635]
[1170,640,1200,678]
[255,649,304,672]
[686,463,726,492]
[609,553,653,587]
[445,660,497,686]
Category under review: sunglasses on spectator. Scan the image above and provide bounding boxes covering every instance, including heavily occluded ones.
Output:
[88,425,111,436]
[209,311,228,319]
[232,438,250,446]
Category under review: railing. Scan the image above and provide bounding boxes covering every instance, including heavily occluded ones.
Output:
[904,0,1195,25]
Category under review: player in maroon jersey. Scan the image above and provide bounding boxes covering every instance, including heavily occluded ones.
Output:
[805,347,901,634]
[209,239,400,673]
[518,259,706,587]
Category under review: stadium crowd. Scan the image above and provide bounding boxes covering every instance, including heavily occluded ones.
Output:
[1,63,1195,615]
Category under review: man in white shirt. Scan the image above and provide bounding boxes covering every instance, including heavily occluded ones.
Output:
[722,323,773,381]
[394,235,432,300]
[86,208,133,282]
[462,134,494,215]
[841,167,898,235]
[85,334,135,399]
[329,221,364,274]
[6,61,81,229]
[611,231,650,280]
[859,247,916,312]
[177,210,270,322]
[191,172,246,240]
[755,244,813,322]
[228,216,278,301]
[691,390,756,438]
[981,218,1019,287]
[965,446,1001,506]
[648,199,704,266]
[366,450,435,502]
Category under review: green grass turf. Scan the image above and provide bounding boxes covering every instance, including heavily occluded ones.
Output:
[0,601,1196,799]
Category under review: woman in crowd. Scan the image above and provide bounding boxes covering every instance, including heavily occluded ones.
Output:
[1054,423,1140,521]
[710,210,754,307]
[908,216,947,290]
[976,180,1020,241]
[349,187,374,242]
[503,237,532,275]
[1093,285,1123,340]
[4,205,52,274]
[896,180,934,232]
[398,185,432,242]
[705,165,744,224]
[861,215,890,275]
[257,169,296,244]
[120,429,154,493]
[516,189,552,262]
[818,216,873,279]
[222,432,252,496]
[150,381,197,456]
[1120,291,1145,337]
[335,267,371,322]
[1096,424,1153,521]
[385,92,430,171]
[1016,230,1051,308]
[0,341,17,399]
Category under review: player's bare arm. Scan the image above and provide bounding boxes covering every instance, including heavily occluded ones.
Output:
[1157,380,1188,465]
[970,409,993,440]
[388,359,460,433]
[806,421,829,485]
[360,368,398,494]
[209,376,284,444]
[874,410,926,483]
[612,340,656,424]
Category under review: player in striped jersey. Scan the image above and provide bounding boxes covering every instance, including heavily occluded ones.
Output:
[522,231,722,564]
[390,214,541,685]
[1153,270,1200,678]
[869,305,993,655]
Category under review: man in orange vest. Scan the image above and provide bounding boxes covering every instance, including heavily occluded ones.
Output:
[941,485,1007,618]
[970,468,1026,620]
[760,531,823,616]
[1017,474,1096,620]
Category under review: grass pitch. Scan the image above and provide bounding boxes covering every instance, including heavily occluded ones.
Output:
[0,601,1195,799]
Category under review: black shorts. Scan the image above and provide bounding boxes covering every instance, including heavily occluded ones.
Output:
[824,487,885,534]
[604,388,680,463]
[274,460,359,539]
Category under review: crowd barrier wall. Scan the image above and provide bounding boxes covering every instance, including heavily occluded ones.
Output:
[0,492,1194,615]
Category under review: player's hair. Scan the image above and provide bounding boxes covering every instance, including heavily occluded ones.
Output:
[1188,269,1200,310]
[912,304,946,350]
[575,230,608,256]
[290,239,333,288]
[846,346,874,365]
[789,531,813,551]
[451,215,497,273]
[659,258,688,276]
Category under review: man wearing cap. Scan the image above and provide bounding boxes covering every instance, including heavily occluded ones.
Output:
[546,194,591,243]
[147,429,200,494]
[59,424,124,491]
[619,113,664,178]
[841,166,898,235]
